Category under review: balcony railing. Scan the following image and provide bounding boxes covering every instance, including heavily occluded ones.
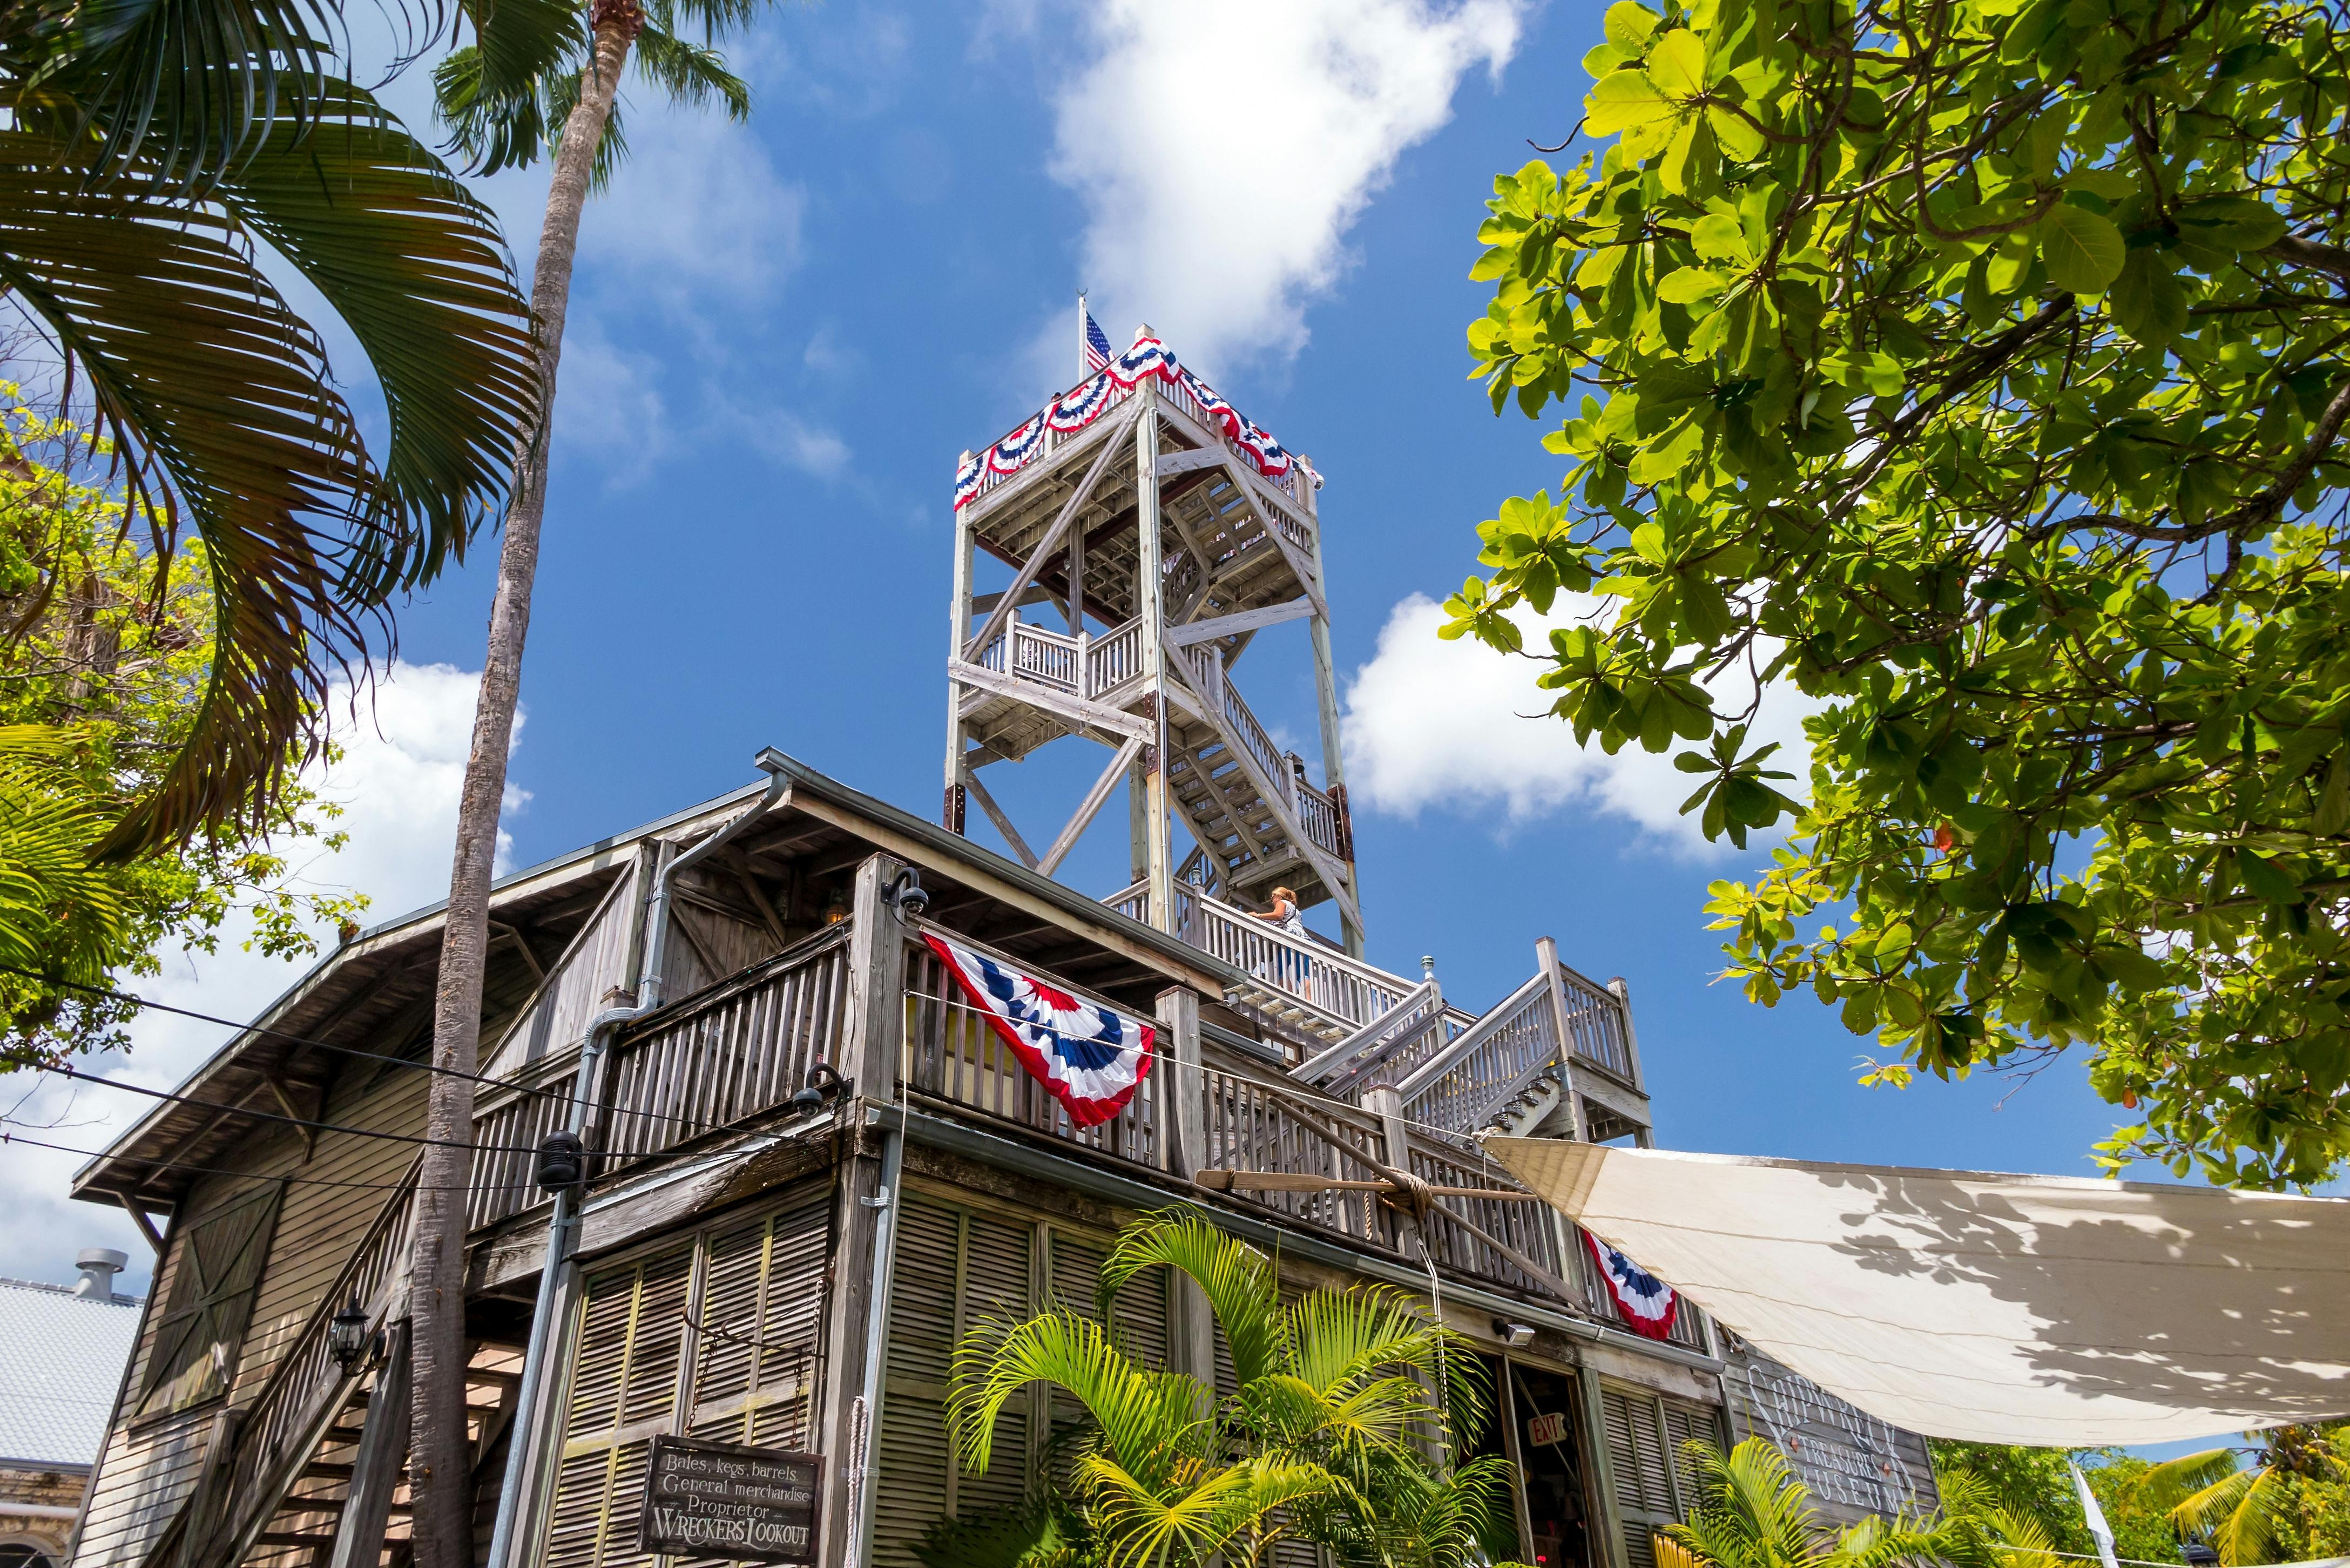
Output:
[1194,894,1417,1030]
[973,612,1147,704]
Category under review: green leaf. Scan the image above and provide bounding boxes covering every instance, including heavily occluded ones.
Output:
[1603,1,1662,49]
[2175,194,2287,253]
[1657,267,1727,303]
[1645,29,1706,98]
[1585,70,1674,137]
[2036,204,2126,294]
[2109,248,2188,346]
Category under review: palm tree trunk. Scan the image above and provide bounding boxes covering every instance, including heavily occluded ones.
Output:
[405,10,639,1565]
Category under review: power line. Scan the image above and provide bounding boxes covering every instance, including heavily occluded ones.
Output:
[0,1132,545,1195]
[0,962,569,1101]
[32,1060,550,1155]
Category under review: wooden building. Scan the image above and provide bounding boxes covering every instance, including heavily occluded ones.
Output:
[63,336,1935,1568]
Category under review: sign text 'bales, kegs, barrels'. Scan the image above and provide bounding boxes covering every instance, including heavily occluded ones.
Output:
[638,1435,821,1563]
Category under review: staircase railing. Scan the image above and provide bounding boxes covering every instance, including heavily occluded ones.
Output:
[1194,895,1414,1029]
[1397,972,1556,1136]
[1086,617,1144,694]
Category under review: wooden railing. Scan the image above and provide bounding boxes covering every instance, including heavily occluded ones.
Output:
[1087,617,1143,694]
[1198,1049,1397,1249]
[1555,962,1637,1084]
[1409,1132,1569,1300]
[1397,974,1557,1137]
[598,927,850,1160]
[1194,894,1415,1029]
[975,614,1081,694]
[468,1052,590,1232]
[902,928,1162,1170]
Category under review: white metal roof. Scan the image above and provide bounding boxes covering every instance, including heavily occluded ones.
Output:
[0,1276,141,1467]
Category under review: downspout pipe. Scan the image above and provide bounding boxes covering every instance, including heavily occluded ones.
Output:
[484,758,790,1568]
[848,1105,906,1568]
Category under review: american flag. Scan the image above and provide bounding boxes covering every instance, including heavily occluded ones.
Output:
[1081,296,1113,374]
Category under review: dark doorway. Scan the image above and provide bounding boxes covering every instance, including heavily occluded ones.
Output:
[1510,1363,1596,1568]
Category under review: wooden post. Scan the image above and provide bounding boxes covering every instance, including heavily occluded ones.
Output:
[1133,383,1173,931]
[1299,452,1363,958]
[1157,987,1215,1388]
[1536,937,1591,1143]
[815,855,911,1568]
[944,465,975,833]
[329,1323,412,1568]
[1608,976,1648,1096]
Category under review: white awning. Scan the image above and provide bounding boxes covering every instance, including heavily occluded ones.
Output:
[1484,1139,2350,1446]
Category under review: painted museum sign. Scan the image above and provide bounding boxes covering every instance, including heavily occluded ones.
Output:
[638,1435,821,1563]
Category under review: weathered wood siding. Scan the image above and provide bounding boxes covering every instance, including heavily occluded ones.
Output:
[1720,1342,1938,1530]
[71,1052,428,1568]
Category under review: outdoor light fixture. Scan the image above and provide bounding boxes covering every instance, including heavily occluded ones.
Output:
[884,868,930,918]
[1494,1319,1537,1348]
[791,1061,847,1118]
[537,1130,587,1194]
[329,1293,372,1374]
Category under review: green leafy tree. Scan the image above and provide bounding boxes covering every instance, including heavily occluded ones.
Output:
[1450,0,2350,1187]
[1932,1442,2179,1565]
[2135,1424,2349,1566]
[0,389,365,1057]
[942,1209,1513,1568]
[0,0,567,859]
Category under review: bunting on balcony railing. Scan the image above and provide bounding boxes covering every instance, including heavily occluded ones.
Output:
[955,332,1315,511]
[1584,1230,1680,1341]
[922,933,1154,1127]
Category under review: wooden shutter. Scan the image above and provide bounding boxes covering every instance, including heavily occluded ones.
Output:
[1660,1400,1723,1516]
[139,1182,282,1416]
[686,1194,828,1449]
[873,1195,1036,1568]
[544,1245,694,1568]
[1601,1384,1677,1568]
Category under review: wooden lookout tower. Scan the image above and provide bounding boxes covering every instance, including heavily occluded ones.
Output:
[943,322,1365,955]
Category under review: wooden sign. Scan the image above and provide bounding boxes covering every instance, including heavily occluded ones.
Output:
[639,1435,822,1563]
[1527,1410,1568,1448]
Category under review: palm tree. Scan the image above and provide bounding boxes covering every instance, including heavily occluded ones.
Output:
[401,5,773,1560]
[0,0,569,862]
[946,1209,1511,1568]
[1656,1439,1993,1568]
[2133,1425,2348,1566]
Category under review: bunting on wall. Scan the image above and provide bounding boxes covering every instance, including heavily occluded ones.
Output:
[1585,1230,1680,1341]
[954,332,1318,511]
[921,932,1154,1127]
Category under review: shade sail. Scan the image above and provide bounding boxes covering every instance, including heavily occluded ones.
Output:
[1484,1139,2350,1446]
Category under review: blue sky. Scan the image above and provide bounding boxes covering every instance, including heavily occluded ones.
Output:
[11,1,2161,1306]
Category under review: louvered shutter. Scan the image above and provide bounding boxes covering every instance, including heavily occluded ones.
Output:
[1660,1400,1723,1516]
[686,1194,828,1449]
[1602,1384,1679,1568]
[873,1195,1037,1568]
[544,1245,694,1568]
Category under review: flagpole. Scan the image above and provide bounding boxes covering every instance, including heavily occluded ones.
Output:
[1077,289,1088,379]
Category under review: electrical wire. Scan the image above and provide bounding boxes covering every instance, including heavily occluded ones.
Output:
[0,1131,546,1194]
[32,1060,550,1155]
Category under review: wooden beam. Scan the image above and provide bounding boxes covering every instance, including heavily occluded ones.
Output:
[961,770,1038,870]
[947,658,1154,743]
[1167,597,1314,646]
[491,921,544,981]
[1154,447,1227,479]
[731,855,789,946]
[963,401,1142,661]
[114,1191,165,1255]
[969,584,1064,616]
[1039,737,1146,876]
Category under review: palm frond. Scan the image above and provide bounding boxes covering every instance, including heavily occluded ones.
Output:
[2137,1450,2243,1517]
[1,128,371,856]
[214,78,541,598]
[1099,1209,1284,1389]
[2167,1466,2258,1542]
[631,24,748,120]
[1083,1452,1336,1568]
[949,1310,1207,1487]
[2209,1466,2291,1567]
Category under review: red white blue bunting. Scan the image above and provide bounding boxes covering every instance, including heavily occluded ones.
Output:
[954,330,1312,510]
[1584,1231,1680,1341]
[921,932,1154,1128]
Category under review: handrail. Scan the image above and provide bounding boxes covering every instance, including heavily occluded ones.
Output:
[1395,970,1551,1100]
[1193,895,1414,1030]
[1293,978,1440,1083]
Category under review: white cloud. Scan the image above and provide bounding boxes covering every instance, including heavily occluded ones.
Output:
[581,107,809,317]
[552,322,674,488]
[0,663,526,1295]
[1043,0,1528,374]
[1341,594,1819,853]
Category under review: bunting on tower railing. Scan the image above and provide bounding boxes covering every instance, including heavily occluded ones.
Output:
[1584,1230,1680,1341]
[921,932,1155,1127]
[954,330,1313,511]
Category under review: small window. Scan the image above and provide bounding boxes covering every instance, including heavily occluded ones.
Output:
[139,1182,282,1417]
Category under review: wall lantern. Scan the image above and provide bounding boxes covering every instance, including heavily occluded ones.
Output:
[1494,1319,1537,1348]
[329,1293,373,1374]
[537,1130,587,1193]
